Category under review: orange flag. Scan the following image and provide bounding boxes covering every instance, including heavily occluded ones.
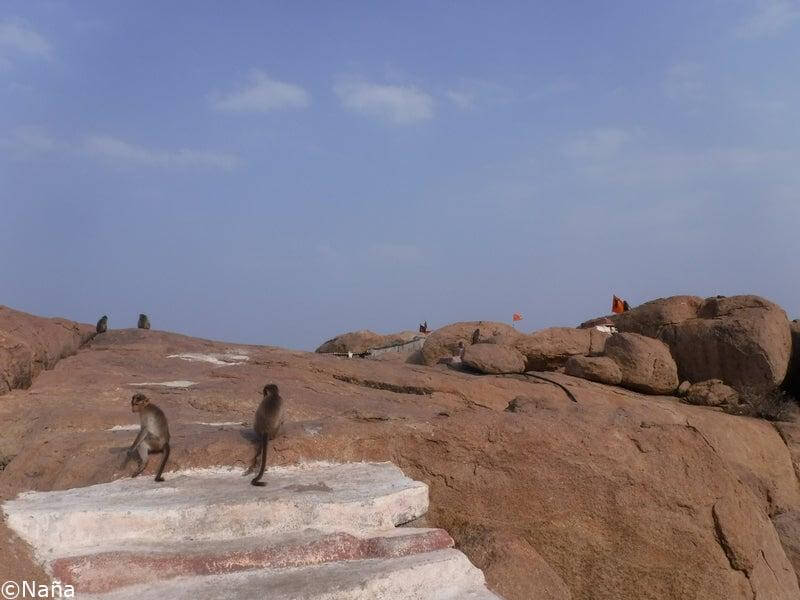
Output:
[612,295,626,314]
[512,313,523,322]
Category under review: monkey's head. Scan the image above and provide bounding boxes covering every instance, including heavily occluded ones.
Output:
[263,383,280,399]
[131,393,150,413]
[100,315,107,321]
[139,313,146,319]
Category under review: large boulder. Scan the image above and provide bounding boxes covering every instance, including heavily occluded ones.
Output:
[420,321,519,366]
[0,306,95,395]
[316,330,420,354]
[604,332,679,394]
[579,296,702,335]
[685,379,739,407]
[564,355,622,385]
[462,343,526,375]
[513,327,608,371]
[659,295,791,392]
[611,295,703,338]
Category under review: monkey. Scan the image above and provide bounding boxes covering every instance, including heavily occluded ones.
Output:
[137,314,150,329]
[123,393,171,482]
[244,383,285,486]
[457,340,465,359]
[471,328,481,345]
[96,315,108,334]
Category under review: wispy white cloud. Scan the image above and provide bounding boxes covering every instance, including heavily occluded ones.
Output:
[561,128,634,161]
[210,70,310,112]
[445,78,515,110]
[563,141,800,188]
[369,243,424,263]
[83,135,241,169]
[735,0,800,38]
[527,77,578,101]
[335,81,434,124]
[0,19,51,60]
[6,81,34,94]
[0,126,60,156]
[663,62,706,103]
[445,77,574,110]
[2,127,241,170]
[446,89,475,110]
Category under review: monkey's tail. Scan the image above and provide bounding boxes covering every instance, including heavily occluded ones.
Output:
[495,372,578,403]
[521,373,578,403]
[154,443,170,482]
[251,436,268,487]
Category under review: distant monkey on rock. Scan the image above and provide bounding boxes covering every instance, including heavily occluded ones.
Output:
[137,314,150,329]
[471,328,481,344]
[245,383,285,486]
[123,393,171,482]
[96,315,108,334]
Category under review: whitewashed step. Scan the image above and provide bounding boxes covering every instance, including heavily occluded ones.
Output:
[3,462,428,559]
[79,549,501,600]
[50,528,455,593]
[3,462,504,599]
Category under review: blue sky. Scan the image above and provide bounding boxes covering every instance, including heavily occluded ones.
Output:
[1,1,799,350]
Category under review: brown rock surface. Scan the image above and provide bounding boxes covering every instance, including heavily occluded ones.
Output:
[513,327,605,371]
[0,306,95,395]
[564,355,622,385]
[772,422,800,492]
[773,511,800,580]
[604,332,679,395]
[685,379,740,407]
[421,321,519,366]
[609,295,703,338]
[2,307,800,600]
[316,329,420,354]
[462,343,526,375]
[712,493,798,597]
[660,295,791,392]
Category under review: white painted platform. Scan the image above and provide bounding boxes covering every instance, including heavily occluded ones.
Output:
[80,550,496,600]
[2,462,503,599]
[4,463,428,559]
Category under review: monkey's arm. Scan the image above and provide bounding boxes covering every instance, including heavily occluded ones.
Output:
[121,429,145,469]
[128,428,146,454]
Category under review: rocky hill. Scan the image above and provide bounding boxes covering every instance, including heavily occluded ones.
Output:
[2,298,800,599]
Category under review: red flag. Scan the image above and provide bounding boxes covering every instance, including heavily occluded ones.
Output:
[612,295,626,314]
[512,313,523,322]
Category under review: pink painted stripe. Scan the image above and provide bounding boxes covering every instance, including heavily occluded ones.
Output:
[51,529,454,594]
